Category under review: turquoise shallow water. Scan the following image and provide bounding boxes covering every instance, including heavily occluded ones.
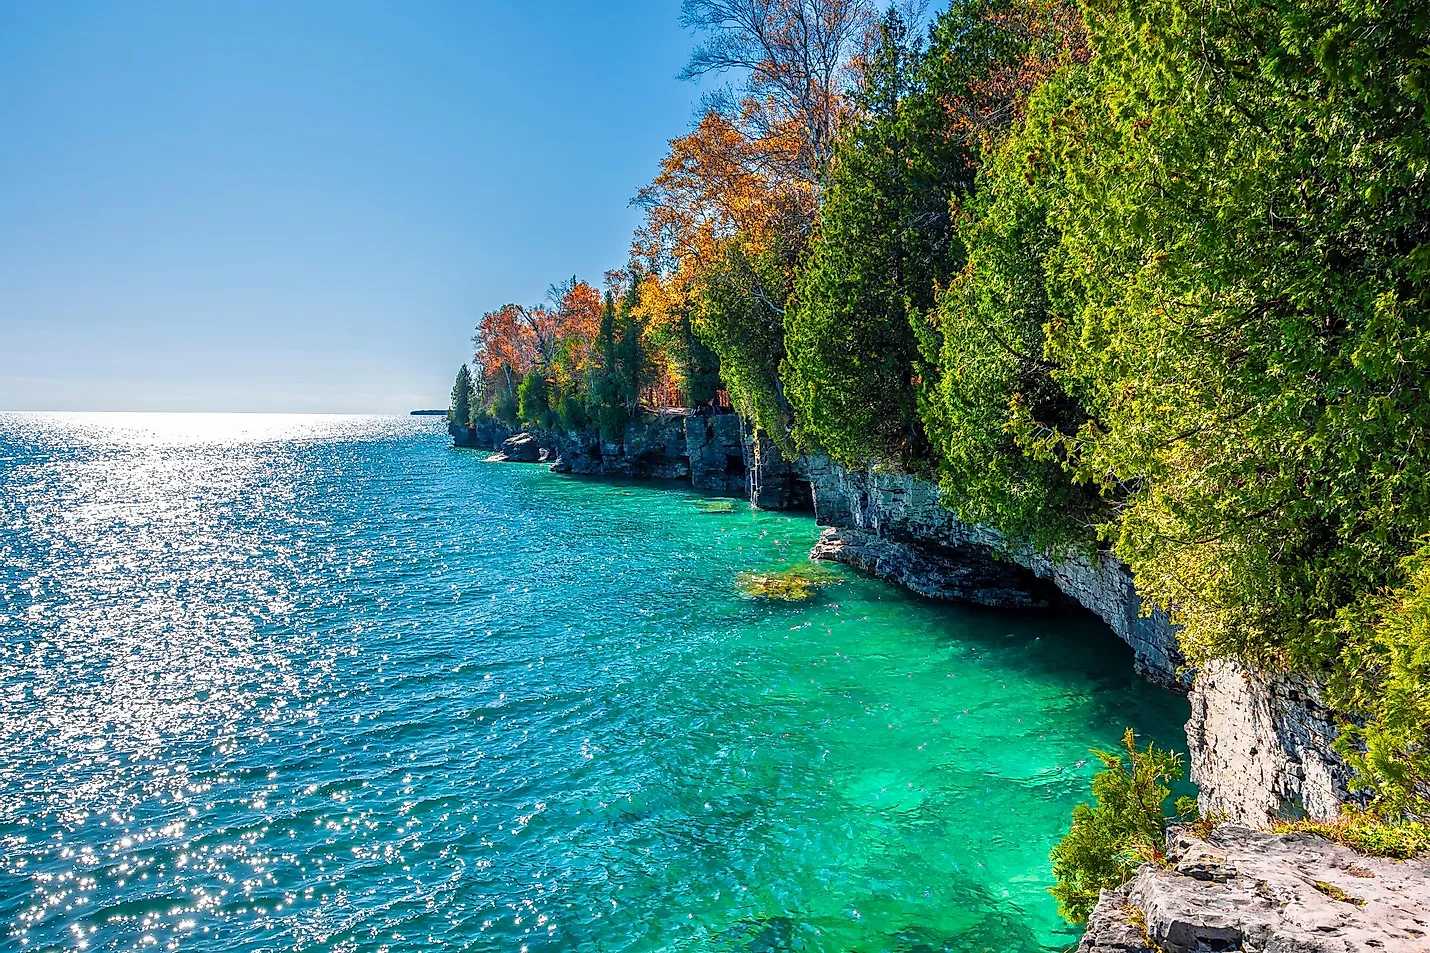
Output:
[0,413,1190,953]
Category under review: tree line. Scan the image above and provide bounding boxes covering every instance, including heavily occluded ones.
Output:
[452,0,1430,863]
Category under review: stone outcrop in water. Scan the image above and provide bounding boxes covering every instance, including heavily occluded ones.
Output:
[1078,826,1430,953]
[492,432,543,463]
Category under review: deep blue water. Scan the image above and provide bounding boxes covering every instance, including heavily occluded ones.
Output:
[0,413,1189,952]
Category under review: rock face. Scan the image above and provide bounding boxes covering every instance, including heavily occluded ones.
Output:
[493,432,543,463]
[803,457,1186,688]
[1079,826,1430,953]
[449,420,515,451]
[545,412,693,480]
[685,413,748,495]
[1188,660,1363,826]
[811,526,1063,609]
[742,429,814,510]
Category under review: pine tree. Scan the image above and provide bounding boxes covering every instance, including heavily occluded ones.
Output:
[449,364,474,426]
[588,291,628,440]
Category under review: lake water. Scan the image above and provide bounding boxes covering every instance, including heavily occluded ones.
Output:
[0,413,1190,952]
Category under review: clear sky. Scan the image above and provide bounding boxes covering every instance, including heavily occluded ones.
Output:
[0,1,707,413]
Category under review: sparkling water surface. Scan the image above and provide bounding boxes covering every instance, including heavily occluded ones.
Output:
[0,413,1190,952]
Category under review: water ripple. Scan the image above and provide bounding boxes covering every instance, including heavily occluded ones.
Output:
[0,412,1190,952]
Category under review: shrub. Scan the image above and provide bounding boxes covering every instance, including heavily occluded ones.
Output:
[1275,810,1430,860]
[1049,730,1189,924]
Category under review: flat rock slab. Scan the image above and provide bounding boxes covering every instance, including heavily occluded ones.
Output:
[1080,825,1430,953]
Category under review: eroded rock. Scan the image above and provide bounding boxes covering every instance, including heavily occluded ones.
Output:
[492,432,542,463]
[810,526,1061,609]
[1079,826,1430,953]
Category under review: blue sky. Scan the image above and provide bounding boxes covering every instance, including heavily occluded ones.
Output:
[0,1,708,412]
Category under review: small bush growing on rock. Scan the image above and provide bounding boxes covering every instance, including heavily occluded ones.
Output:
[1275,810,1430,860]
[1049,729,1189,924]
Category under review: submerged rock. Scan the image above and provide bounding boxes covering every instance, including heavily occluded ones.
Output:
[1079,826,1430,953]
[734,562,842,601]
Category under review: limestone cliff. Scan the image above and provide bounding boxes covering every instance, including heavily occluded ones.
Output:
[802,457,1186,689]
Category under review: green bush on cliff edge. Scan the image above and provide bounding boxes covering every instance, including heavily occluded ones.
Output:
[1049,730,1193,924]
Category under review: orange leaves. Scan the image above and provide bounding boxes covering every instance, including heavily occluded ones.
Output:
[473,280,605,393]
[936,0,1088,147]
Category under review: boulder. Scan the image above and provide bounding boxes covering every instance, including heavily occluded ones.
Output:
[494,432,543,462]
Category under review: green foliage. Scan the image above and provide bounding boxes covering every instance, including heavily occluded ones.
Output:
[918,0,1430,816]
[1332,541,1430,819]
[784,7,971,465]
[1275,810,1430,860]
[588,289,646,440]
[449,364,474,426]
[556,391,588,431]
[1024,0,1430,669]
[695,239,795,451]
[517,368,555,429]
[492,375,519,427]
[1049,730,1187,924]
[920,75,1104,547]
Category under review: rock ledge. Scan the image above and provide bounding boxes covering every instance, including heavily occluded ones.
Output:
[810,525,1063,609]
[1079,826,1430,953]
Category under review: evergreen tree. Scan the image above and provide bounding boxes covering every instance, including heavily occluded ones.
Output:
[449,364,474,426]
[588,291,629,440]
[613,279,646,408]
[784,7,969,465]
[517,367,554,428]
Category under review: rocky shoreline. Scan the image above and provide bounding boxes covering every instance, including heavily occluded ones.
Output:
[1078,826,1429,952]
[450,412,1421,945]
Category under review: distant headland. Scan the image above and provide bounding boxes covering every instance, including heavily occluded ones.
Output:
[409,410,447,416]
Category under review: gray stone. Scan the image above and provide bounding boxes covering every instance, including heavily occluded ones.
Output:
[1188,660,1364,826]
[1082,826,1430,953]
[494,432,542,462]
[1078,884,1156,953]
[811,526,1061,609]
